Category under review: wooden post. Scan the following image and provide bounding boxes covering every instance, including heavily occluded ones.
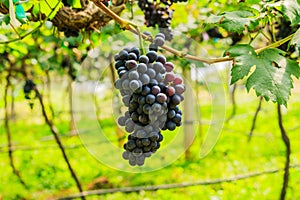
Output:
[183,67,194,159]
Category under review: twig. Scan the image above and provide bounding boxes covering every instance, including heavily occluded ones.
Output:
[4,72,28,188]
[277,103,291,200]
[58,164,300,200]
[33,86,85,200]
[248,96,263,142]
[92,0,295,65]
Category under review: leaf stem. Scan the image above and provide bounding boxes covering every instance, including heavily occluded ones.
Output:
[255,34,295,54]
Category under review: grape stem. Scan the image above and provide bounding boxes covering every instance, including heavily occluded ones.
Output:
[93,0,296,65]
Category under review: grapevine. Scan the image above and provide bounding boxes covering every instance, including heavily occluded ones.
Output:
[113,33,185,166]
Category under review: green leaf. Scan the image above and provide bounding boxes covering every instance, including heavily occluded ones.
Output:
[290,28,300,47]
[225,44,256,83]
[0,14,10,25]
[207,10,257,34]
[282,0,300,26]
[71,0,81,8]
[225,45,300,105]
[16,4,27,22]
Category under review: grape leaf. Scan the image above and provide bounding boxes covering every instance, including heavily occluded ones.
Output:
[282,0,300,26]
[225,45,300,106]
[16,4,27,23]
[0,14,10,25]
[207,11,258,34]
[290,28,300,47]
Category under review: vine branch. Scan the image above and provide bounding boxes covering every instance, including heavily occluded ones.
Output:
[92,0,295,65]
[33,86,85,200]
[277,103,291,200]
[58,164,300,200]
[248,96,263,142]
[4,71,28,188]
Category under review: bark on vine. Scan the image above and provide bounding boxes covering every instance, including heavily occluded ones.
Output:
[277,103,291,200]
[4,72,27,188]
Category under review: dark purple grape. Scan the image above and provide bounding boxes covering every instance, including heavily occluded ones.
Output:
[139,55,149,64]
[128,52,138,60]
[167,110,176,119]
[151,85,161,95]
[154,37,165,47]
[119,50,129,60]
[172,113,182,123]
[118,116,127,126]
[166,121,176,131]
[115,60,124,69]
[156,55,166,64]
[171,94,181,105]
[146,94,156,104]
[142,104,151,114]
[149,43,158,52]
[125,60,138,70]
[141,86,151,96]
[146,51,158,63]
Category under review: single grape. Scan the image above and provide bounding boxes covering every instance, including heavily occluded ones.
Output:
[140,74,150,85]
[142,104,151,114]
[119,50,129,60]
[175,84,185,94]
[146,68,156,79]
[137,63,147,73]
[125,60,138,70]
[149,43,158,52]
[155,73,163,82]
[130,47,140,58]
[156,93,167,103]
[156,55,166,64]
[128,71,139,80]
[146,51,158,63]
[172,113,182,123]
[156,33,165,39]
[166,86,175,96]
[151,85,161,95]
[122,151,129,160]
[121,79,130,90]
[141,86,151,96]
[128,52,138,61]
[167,109,176,119]
[139,55,149,64]
[171,94,181,105]
[164,62,174,72]
[164,73,175,83]
[173,76,183,84]
[115,60,124,69]
[118,116,127,126]
[126,140,136,151]
[166,121,176,131]
[154,37,165,47]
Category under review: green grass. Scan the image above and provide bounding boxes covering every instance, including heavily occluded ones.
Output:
[0,77,300,200]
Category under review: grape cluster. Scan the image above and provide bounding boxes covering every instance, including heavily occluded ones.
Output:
[23,79,36,109]
[113,36,185,166]
[138,0,174,41]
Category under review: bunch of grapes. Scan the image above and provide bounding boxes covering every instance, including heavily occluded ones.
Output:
[138,0,174,40]
[23,79,36,109]
[113,34,185,166]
